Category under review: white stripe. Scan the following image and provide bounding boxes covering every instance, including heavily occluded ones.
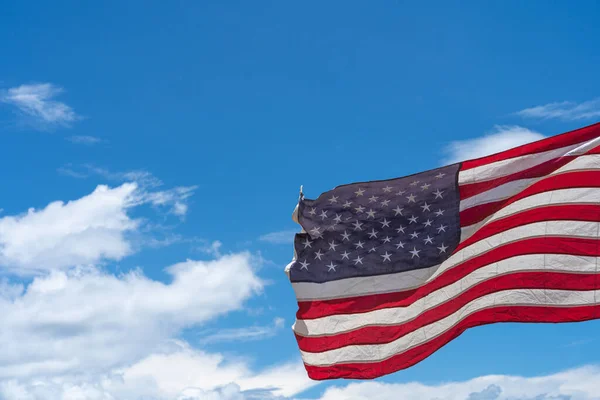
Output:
[294,254,597,336]
[301,287,599,366]
[292,264,439,301]
[460,186,600,241]
[458,142,585,185]
[459,178,537,211]
[564,136,600,156]
[459,154,600,213]
[292,219,600,301]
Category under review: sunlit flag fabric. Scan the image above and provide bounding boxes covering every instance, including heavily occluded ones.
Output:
[285,122,600,380]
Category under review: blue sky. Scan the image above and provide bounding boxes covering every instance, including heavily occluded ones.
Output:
[1,1,600,399]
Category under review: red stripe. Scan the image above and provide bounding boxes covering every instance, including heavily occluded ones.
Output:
[296,271,600,353]
[296,236,600,320]
[460,170,600,227]
[456,204,600,252]
[460,122,600,171]
[304,303,600,380]
[459,156,574,200]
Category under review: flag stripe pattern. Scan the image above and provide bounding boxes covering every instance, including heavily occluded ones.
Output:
[285,122,600,380]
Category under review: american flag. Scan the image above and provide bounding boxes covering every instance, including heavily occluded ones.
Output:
[285,122,600,380]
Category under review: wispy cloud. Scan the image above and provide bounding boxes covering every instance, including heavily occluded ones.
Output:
[0,83,79,129]
[443,125,545,165]
[67,135,102,145]
[259,229,298,244]
[517,98,600,121]
[58,164,197,218]
[199,317,285,345]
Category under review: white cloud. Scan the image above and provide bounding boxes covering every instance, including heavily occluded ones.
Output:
[67,135,102,145]
[58,165,197,217]
[517,98,600,121]
[259,230,298,245]
[316,365,600,400]
[0,343,316,400]
[443,125,545,165]
[199,317,286,345]
[0,177,199,275]
[0,83,79,128]
[0,253,263,380]
[0,183,139,274]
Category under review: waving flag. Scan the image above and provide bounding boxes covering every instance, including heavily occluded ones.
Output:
[285,122,600,380]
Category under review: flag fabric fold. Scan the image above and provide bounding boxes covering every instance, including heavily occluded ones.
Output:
[285,122,600,380]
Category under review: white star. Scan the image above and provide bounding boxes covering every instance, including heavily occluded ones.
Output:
[396,225,406,234]
[423,219,433,227]
[433,189,444,199]
[328,195,339,204]
[299,260,310,270]
[409,247,421,258]
[435,172,445,179]
[420,183,431,191]
[341,251,351,260]
[368,229,379,239]
[410,231,420,239]
[406,194,417,203]
[319,210,328,220]
[381,252,392,262]
[341,230,351,241]
[380,218,391,228]
[423,235,433,244]
[368,195,379,203]
[366,209,376,219]
[327,224,337,231]
[353,255,364,265]
[314,250,324,260]
[333,214,343,223]
[438,243,449,253]
[408,215,418,224]
[395,241,405,249]
[383,185,393,193]
[369,247,377,253]
[437,224,447,233]
[309,227,322,237]
[342,201,352,208]
[355,188,365,196]
[355,205,365,213]
[328,241,339,251]
[352,220,364,231]
[420,202,431,212]
[302,238,312,248]
[354,241,365,249]
[308,208,317,216]
[396,189,406,196]
[393,206,404,216]
[410,180,420,186]
[380,199,391,207]
[326,262,337,272]
[382,236,392,243]
[434,209,445,216]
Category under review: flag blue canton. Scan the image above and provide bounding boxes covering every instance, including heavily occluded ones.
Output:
[290,163,461,283]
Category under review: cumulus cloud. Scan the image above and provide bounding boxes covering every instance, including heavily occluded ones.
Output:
[316,365,600,400]
[0,183,139,274]
[443,125,545,165]
[0,342,316,400]
[0,253,263,379]
[259,230,297,245]
[0,83,79,128]
[517,99,600,121]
